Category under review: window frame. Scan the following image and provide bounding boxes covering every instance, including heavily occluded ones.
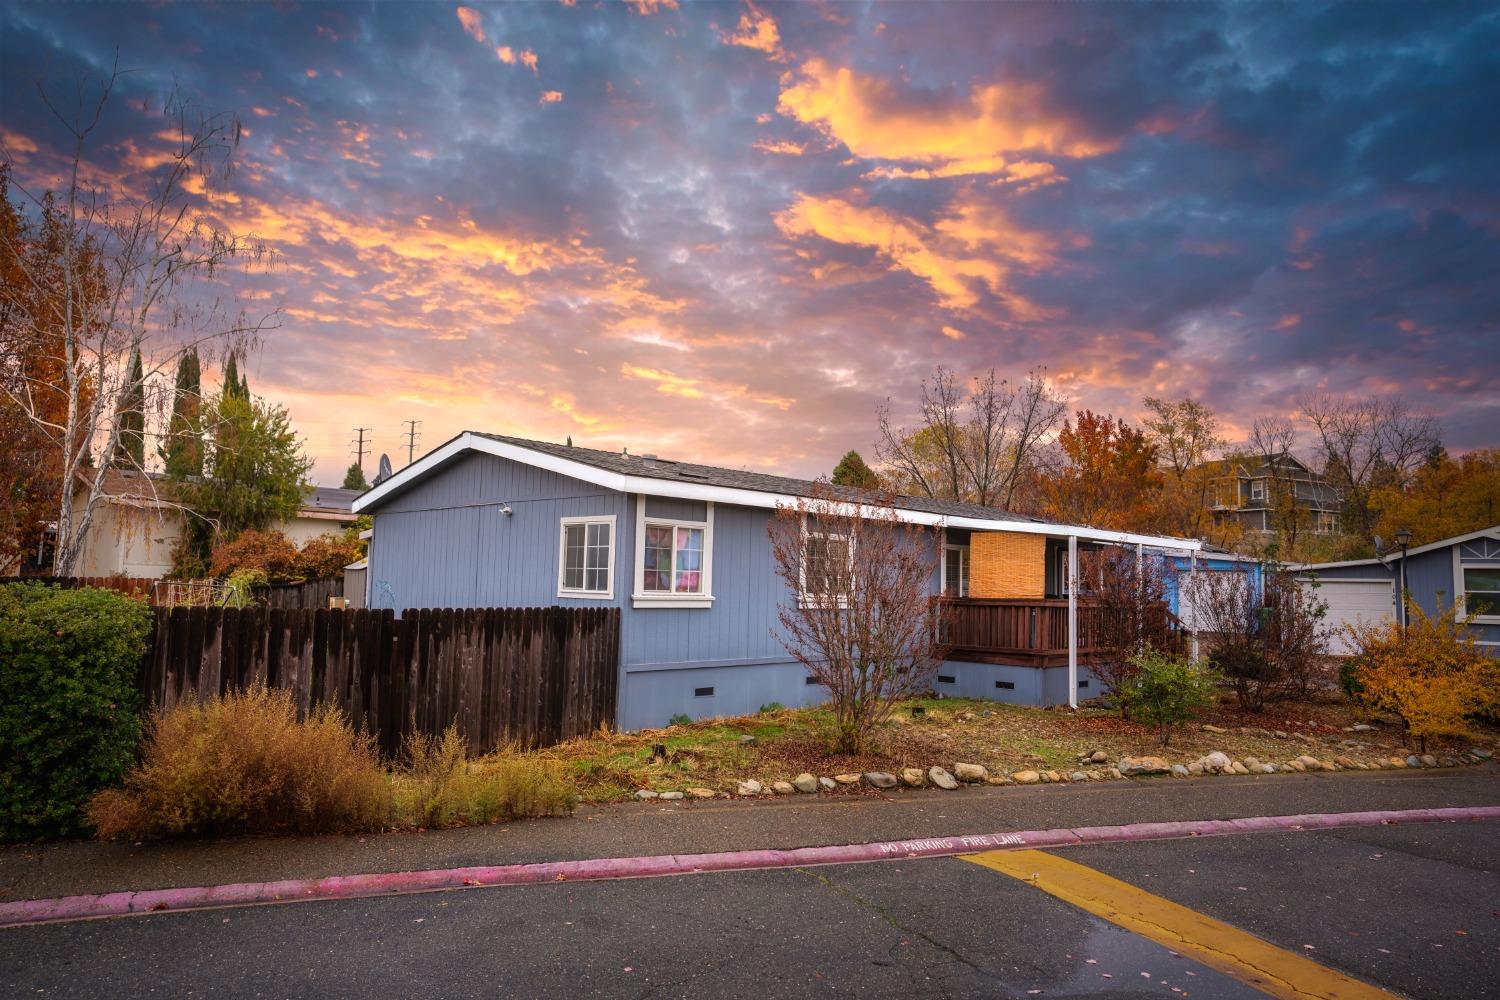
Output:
[556,514,617,601]
[1458,559,1500,623]
[798,523,854,609]
[632,498,714,609]
[941,543,970,597]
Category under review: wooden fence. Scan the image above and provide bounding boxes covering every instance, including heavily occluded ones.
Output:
[141,606,620,754]
[0,575,157,600]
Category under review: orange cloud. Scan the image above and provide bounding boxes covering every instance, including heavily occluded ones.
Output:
[753,139,806,155]
[540,90,564,105]
[722,3,783,60]
[626,0,678,14]
[621,364,703,398]
[455,6,485,43]
[1272,313,1301,330]
[775,193,1057,316]
[519,49,538,72]
[778,59,1116,180]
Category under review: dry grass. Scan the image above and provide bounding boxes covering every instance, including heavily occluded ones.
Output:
[549,692,1497,802]
[391,726,577,828]
[88,689,389,839]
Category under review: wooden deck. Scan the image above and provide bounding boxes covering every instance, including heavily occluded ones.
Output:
[941,597,1103,667]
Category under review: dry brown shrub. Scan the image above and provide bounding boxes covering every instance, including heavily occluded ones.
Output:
[393,725,576,828]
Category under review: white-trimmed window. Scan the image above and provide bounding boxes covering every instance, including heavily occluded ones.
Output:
[1462,565,1500,621]
[633,499,714,609]
[942,544,970,597]
[799,527,853,607]
[1250,480,1265,501]
[558,515,615,599]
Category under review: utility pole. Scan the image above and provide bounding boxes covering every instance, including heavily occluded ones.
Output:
[351,427,371,471]
[403,420,422,466]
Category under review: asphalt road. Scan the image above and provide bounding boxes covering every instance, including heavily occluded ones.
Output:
[2,771,1497,999]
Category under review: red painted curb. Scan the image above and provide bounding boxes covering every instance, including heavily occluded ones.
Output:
[2,805,1496,928]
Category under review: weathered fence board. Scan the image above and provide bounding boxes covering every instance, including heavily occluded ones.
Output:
[140,606,619,754]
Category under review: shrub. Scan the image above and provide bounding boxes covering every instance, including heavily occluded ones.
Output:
[87,688,389,840]
[668,713,692,727]
[295,532,363,580]
[1186,565,1328,711]
[0,584,151,841]
[209,529,299,581]
[392,725,576,828]
[1117,647,1221,746]
[758,702,785,714]
[1347,601,1500,753]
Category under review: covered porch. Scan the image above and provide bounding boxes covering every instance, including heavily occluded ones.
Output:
[938,525,1202,705]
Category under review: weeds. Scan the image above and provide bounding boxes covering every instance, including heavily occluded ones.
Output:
[391,726,576,828]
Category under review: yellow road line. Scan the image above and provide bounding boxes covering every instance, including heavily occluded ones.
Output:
[961,849,1397,1000]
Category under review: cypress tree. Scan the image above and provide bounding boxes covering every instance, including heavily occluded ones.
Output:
[162,349,203,477]
[112,350,146,468]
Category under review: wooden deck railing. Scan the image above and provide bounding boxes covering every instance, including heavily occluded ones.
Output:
[942,596,1191,667]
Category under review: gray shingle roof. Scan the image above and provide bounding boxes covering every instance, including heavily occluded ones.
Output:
[472,432,1045,524]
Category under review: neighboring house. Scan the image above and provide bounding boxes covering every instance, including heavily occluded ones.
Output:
[1207,452,1342,536]
[63,470,359,579]
[1298,524,1500,656]
[354,432,1218,731]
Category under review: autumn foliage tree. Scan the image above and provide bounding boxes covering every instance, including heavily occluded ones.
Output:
[1038,410,1162,529]
[768,484,949,753]
[1347,601,1500,753]
[1369,449,1499,547]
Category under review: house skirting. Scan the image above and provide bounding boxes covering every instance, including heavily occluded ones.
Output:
[618,657,1102,730]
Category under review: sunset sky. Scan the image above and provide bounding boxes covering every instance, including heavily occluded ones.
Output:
[2,1,1497,485]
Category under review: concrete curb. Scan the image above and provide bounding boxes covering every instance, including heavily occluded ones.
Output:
[3,805,1496,928]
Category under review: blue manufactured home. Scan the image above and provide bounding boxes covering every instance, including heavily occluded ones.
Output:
[353,433,1212,731]
[1298,525,1500,655]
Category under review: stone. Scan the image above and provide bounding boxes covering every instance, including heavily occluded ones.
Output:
[863,772,899,789]
[1171,764,1191,778]
[792,773,819,794]
[1084,750,1106,764]
[1471,748,1492,760]
[1353,724,1373,732]
[1273,730,1289,739]
[1334,755,1358,769]
[954,762,989,782]
[1187,762,1204,776]
[900,768,925,787]
[818,776,837,791]
[1230,762,1250,775]
[771,781,795,795]
[1243,756,1262,769]
[1118,755,1171,776]
[833,773,862,785]
[1070,771,1089,783]
[736,780,763,796]
[928,766,959,790]
[659,791,684,800]
[1088,770,1103,781]
[1012,770,1041,784]
[1201,724,1228,734]
[1295,755,1322,770]
[1405,755,1422,768]
[1109,767,1123,780]
[737,734,757,747]
[1200,751,1232,772]
[687,787,716,799]
[1258,763,1278,774]
[1390,756,1408,768]
[1285,760,1306,772]
[633,789,659,800]
[1420,754,1438,768]
[984,775,1012,786]
[1043,770,1062,783]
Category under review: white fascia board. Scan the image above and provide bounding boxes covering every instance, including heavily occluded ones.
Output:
[1294,558,1386,571]
[355,433,1200,551]
[1402,525,1500,559]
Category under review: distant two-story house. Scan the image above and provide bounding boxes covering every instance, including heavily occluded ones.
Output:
[1207,452,1342,536]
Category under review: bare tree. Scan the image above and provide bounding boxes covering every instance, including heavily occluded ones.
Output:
[768,484,950,753]
[1182,564,1328,711]
[1142,395,1222,477]
[0,64,277,574]
[1300,395,1439,542]
[1249,416,1309,554]
[1079,546,1178,714]
[876,366,1065,510]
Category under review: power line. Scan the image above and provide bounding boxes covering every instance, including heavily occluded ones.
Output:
[351,427,371,470]
[403,420,422,466]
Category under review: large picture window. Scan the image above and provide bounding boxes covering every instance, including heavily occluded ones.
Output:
[1463,566,1500,619]
[558,516,615,599]
[633,499,714,608]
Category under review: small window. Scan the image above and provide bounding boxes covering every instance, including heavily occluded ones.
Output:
[943,545,970,597]
[1463,567,1500,618]
[1250,480,1265,501]
[995,680,1015,690]
[805,675,819,685]
[937,674,956,684]
[694,686,714,697]
[1078,680,1090,689]
[558,516,615,599]
[633,501,714,608]
[802,529,853,600]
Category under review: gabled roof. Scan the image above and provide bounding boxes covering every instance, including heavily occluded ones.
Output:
[355,431,1202,552]
[1297,524,1500,571]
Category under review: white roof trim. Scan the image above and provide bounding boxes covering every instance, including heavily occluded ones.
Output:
[353,432,1202,552]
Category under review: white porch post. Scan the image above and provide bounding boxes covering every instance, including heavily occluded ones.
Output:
[1188,550,1200,663]
[1067,533,1078,709]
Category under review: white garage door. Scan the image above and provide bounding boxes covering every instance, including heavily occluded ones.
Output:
[1299,578,1395,656]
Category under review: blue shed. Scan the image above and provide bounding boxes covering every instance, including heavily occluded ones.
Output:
[354,433,1212,730]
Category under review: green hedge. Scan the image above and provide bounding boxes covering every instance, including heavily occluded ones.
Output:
[0,583,152,841]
